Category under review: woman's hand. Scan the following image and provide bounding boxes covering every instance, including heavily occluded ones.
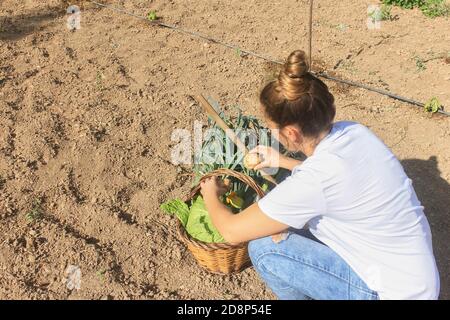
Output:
[200,177,229,199]
[249,146,302,171]
[248,146,281,170]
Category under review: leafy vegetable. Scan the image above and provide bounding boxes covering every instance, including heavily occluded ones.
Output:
[186,196,225,243]
[147,10,158,21]
[424,97,441,113]
[160,196,225,243]
[225,192,244,209]
[160,199,189,227]
[192,101,277,205]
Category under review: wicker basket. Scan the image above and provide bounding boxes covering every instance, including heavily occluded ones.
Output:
[177,168,265,275]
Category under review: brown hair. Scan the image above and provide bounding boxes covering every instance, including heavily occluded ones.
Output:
[260,50,335,137]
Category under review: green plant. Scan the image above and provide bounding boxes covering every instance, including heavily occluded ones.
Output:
[381,4,394,19]
[420,0,450,17]
[340,60,357,74]
[96,269,106,281]
[25,198,44,223]
[368,7,382,22]
[96,71,104,90]
[160,199,189,227]
[186,196,225,243]
[335,23,348,31]
[381,0,449,17]
[161,196,225,243]
[193,107,269,183]
[382,0,424,9]
[424,97,442,113]
[147,10,158,21]
[414,56,426,71]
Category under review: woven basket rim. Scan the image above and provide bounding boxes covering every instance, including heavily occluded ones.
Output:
[177,168,265,250]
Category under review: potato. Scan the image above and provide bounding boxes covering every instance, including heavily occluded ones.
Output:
[243,153,262,169]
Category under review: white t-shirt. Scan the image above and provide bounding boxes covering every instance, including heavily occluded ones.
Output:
[258,121,440,300]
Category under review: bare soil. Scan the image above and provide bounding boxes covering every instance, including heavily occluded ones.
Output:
[0,0,449,299]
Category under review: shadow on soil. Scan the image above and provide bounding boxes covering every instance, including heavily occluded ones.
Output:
[401,156,450,300]
[0,5,68,41]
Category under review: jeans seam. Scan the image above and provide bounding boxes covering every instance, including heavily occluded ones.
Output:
[258,263,313,300]
[257,260,314,300]
[257,262,294,291]
[254,250,377,296]
[347,268,351,300]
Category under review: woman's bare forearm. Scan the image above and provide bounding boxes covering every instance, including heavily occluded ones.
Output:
[279,155,302,170]
[202,193,235,240]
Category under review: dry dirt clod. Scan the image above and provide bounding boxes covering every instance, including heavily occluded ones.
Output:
[27,255,36,264]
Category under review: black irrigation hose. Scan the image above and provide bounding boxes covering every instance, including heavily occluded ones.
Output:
[86,1,449,117]
[315,72,450,117]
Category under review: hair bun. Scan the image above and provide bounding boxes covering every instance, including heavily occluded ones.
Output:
[284,50,309,78]
[277,50,311,100]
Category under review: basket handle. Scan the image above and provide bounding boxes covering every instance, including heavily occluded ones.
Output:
[189,168,266,200]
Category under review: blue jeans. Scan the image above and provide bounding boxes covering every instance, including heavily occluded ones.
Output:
[248,229,379,300]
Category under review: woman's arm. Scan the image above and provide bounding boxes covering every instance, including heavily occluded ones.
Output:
[279,156,302,171]
[201,178,288,244]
